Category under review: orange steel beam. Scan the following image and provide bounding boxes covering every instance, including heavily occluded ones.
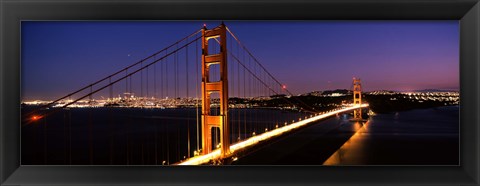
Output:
[201,23,230,157]
[353,78,362,120]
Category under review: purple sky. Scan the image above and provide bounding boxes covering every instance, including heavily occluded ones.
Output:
[21,21,459,100]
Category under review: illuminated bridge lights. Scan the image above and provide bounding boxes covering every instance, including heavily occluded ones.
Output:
[177,104,369,165]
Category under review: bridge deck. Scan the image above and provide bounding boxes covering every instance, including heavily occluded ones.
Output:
[177,104,369,165]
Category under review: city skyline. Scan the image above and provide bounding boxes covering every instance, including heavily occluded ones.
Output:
[21,21,459,101]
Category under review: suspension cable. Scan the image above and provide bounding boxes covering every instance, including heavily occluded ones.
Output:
[29,29,202,113]
[225,27,317,112]
[22,36,202,125]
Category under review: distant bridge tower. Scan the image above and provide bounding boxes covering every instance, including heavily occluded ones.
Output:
[353,78,362,120]
[201,23,230,157]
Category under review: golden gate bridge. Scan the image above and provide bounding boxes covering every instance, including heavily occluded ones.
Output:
[22,23,368,165]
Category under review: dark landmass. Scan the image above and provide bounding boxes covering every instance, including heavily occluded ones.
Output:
[320,89,351,95]
[230,95,347,113]
[363,94,457,113]
[244,92,458,114]
[411,89,459,92]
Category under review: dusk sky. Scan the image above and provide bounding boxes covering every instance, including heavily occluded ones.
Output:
[22,21,459,101]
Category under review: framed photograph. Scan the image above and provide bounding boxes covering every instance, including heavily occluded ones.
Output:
[1,0,479,185]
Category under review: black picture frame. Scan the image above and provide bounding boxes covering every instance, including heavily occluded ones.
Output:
[1,0,479,185]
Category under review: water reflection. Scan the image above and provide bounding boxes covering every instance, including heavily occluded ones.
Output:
[323,106,459,165]
[323,121,368,165]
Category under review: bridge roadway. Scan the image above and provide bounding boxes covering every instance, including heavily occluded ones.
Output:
[177,104,369,165]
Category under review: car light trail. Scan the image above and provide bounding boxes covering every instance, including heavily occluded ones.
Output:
[177,104,369,165]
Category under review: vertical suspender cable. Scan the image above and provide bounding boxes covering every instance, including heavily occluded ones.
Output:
[195,38,200,152]
[166,49,169,99]
[154,56,157,99]
[89,86,93,164]
[236,41,240,140]
[44,115,47,164]
[243,47,246,139]
[186,38,191,158]
[147,65,149,98]
[63,108,67,164]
